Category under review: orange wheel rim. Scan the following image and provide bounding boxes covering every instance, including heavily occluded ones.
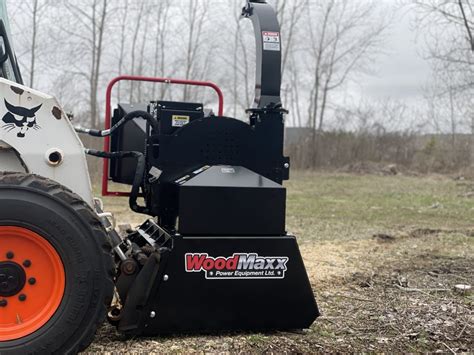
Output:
[0,226,65,341]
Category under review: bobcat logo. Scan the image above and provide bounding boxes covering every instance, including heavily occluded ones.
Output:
[2,100,42,138]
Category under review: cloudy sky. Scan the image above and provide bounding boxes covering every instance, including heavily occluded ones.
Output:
[5,0,433,108]
[5,0,453,132]
[349,6,432,105]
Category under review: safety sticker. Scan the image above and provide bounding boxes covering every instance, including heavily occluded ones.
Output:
[185,253,289,280]
[172,115,190,127]
[221,167,235,174]
[262,31,281,51]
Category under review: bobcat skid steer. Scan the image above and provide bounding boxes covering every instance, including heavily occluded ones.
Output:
[0,1,319,354]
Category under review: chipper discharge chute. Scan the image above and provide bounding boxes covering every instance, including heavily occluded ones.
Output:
[0,0,318,353]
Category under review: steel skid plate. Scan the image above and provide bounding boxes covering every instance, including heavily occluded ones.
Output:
[118,234,319,335]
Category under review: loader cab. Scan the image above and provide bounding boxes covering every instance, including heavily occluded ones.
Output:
[0,0,23,84]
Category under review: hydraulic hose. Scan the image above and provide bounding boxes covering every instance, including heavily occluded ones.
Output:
[76,110,159,137]
[85,149,150,215]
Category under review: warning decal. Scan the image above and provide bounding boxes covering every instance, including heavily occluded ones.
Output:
[172,115,190,127]
[262,31,281,52]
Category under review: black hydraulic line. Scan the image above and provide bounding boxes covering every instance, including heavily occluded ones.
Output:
[85,149,150,215]
[76,110,159,137]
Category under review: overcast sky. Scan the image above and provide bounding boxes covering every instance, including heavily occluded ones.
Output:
[6,0,448,132]
[6,0,433,108]
[350,7,432,105]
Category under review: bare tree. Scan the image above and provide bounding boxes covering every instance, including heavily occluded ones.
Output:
[136,8,153,102]
[128,0,146,103]
[27,0,39,87]
[116,0,129,101]
[412,1,473,93]
[221,1,255,116]
[232,3,242,117]
[9,0,49,89]
[299,0,390,166]
[274,0,307,77]
[151,0,171,99]
[288,54,303,127]
[459,0,474,51]
[63,0,110,128]
[413,0,474,162]
[307,1,389,132]
[413,0,473,52]
[181,0,209,101]
[233,20,254,112]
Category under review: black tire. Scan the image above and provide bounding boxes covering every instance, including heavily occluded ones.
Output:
[0,173,114,354]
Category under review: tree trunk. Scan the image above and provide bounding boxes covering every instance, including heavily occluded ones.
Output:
[471,112,474,166]
[89,0,98,128]
[129,1,145,103]
[117,0,129,102]
[29,0,39,88]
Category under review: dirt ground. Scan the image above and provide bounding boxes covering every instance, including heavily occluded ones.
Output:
[85,173,473,354]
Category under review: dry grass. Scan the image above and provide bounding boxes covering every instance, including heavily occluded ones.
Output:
[85,172,474,354]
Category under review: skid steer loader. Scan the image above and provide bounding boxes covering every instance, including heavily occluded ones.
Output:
[0,1,319,353]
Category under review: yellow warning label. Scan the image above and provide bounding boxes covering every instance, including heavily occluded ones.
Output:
[172,115,190,127]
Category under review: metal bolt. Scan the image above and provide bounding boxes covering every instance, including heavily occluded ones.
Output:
[284,163,290,169]
[23,260,31,268]
[163,275,169,282]
[0,299,7,307]
[121,259,138,276]
[18,294,27,302]
[150,311,156,318]
[6,251,14,259]
[28,278,36,285]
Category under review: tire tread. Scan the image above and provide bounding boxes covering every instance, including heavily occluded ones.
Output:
[0,172,114,354]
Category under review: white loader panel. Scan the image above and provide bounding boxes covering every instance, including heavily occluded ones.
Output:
[0,144,26,172]
[0,78,94,206]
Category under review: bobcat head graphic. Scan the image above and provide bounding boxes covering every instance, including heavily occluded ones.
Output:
[2,100,42,138]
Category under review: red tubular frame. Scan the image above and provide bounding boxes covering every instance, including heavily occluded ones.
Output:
[101,75,225,197]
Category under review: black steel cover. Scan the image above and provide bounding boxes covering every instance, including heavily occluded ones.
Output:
[110,103,148,184]
[177,166,286,236]
[118,234,319,335]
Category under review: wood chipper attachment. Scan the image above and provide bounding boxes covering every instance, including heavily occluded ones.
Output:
[0,0,318,353]
[95,0,319,335]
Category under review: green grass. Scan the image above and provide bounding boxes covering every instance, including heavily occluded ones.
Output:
[93,172,474,354]
[285,172,474,242]
[101,172,474,242]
